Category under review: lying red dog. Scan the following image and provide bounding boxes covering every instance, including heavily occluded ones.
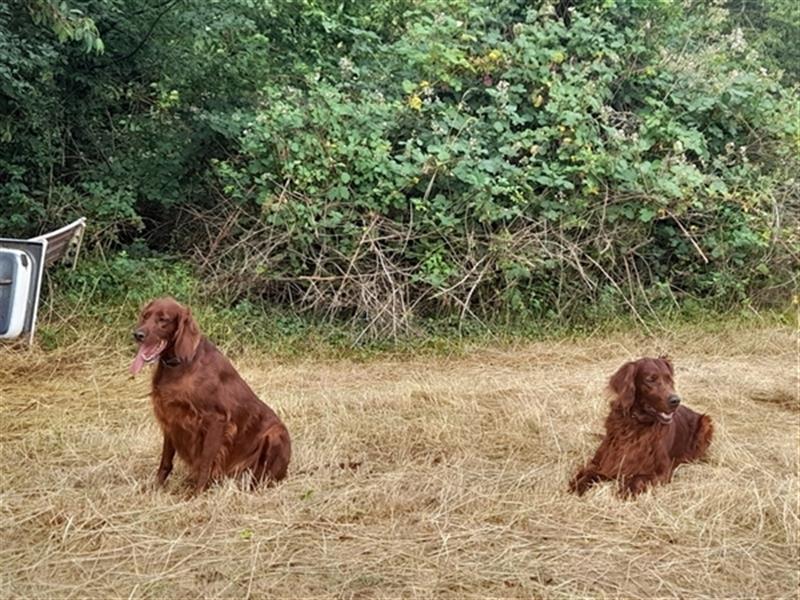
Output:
[570,356,712,497]
[131,297,291,494]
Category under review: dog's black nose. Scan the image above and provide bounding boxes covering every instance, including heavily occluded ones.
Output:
[133,329,145,342]
[668,394,681,408]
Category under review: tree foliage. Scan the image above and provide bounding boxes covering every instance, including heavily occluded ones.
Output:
[1,0,797,334]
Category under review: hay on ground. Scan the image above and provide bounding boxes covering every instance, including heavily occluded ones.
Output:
[0,325,797,598]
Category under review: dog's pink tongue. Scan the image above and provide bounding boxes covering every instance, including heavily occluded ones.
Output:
[130,346,147,375]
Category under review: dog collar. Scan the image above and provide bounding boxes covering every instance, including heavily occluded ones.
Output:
[160,356,182,367]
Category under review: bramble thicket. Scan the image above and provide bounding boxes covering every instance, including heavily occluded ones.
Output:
[1,0,798,337]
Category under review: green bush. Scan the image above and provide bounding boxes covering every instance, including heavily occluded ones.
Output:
[203,0,798,334]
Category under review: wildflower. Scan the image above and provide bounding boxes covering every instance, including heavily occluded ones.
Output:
[407,94,423,111]
[419,81,434,98]
[729,27,747,53]
[338,56,354,75]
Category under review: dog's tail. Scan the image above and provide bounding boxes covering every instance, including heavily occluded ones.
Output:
[684,415,714,462]
[692,414,714,460]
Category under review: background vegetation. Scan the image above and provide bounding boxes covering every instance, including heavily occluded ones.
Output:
[2,0,798,343]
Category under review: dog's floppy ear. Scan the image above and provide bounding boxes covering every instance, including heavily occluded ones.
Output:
[658,354,674,375]
[608,360,638,415]
[174,305,201,362]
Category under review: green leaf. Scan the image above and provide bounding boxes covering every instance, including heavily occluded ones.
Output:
[639,207,656,222]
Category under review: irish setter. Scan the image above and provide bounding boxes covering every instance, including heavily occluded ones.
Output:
[131,297,291,494]
[569,357,712,498]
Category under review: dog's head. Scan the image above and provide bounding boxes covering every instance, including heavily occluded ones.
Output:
[130,297,200,374]
[608,356,680,424]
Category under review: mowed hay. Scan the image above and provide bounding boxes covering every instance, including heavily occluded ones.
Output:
[0,325,797,599]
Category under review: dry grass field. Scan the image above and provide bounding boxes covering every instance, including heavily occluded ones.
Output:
[1,323,798,599]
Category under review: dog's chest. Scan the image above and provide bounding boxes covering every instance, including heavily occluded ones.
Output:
[602,425,676,473]
[150,386,199,432]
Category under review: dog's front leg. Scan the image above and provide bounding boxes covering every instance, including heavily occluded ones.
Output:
[619,463,671,498]
[193,416,225,494]
[569,465,604,495]
[156,434,176,487]
[619,474,652,497]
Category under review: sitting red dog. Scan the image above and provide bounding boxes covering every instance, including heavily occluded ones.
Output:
[570,356,712,497]
[131,297,291,494]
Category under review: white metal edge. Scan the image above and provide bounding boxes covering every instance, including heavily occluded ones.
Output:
[72,222,86,269]
[27,238,47,346]
[29,217,87,243]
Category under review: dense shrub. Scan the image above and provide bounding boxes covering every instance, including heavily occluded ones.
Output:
[204,0,799,333]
